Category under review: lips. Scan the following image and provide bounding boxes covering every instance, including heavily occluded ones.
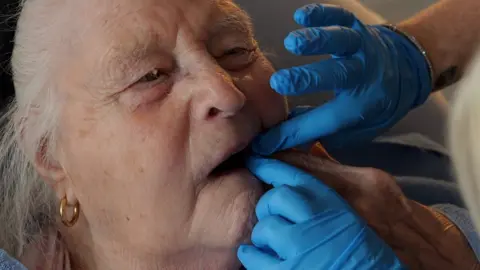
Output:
[207,135,254,177]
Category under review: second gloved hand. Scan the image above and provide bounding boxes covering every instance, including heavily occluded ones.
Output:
[238,157,405,270]
[253,4,432,154]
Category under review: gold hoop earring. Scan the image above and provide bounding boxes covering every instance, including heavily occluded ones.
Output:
[59,196,80,227]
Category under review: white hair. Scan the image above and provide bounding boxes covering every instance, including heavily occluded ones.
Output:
[449,48,480,232]
[449,47,480,232]
[0,0,67,256]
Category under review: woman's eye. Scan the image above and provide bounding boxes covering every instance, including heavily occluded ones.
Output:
[218,47,258,71]
[137,69,169,84]
[127,68,172,104]
[224,47,250,56]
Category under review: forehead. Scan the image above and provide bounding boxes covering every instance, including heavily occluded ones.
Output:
[73,0,244,44]
[60,0,249,87]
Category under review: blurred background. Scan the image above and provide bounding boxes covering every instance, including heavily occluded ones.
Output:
[361,0,436,22]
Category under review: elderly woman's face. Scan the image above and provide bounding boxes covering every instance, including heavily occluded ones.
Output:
[51,0,286,265]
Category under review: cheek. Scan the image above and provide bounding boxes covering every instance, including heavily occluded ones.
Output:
[237,58,287,129]
[57,102,195,221]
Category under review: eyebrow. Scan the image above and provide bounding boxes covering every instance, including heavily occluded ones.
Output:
[91,7,253,90]
[209,9,253,36]
[92,32,165,90]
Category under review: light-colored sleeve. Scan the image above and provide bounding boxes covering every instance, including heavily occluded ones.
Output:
[0,250,27,270]
[432,204,480,261]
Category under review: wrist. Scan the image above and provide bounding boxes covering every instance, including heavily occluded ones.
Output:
[382,24,434,89]
[376,25,432,107]
[396,22,463,91]
[391,200,479,269]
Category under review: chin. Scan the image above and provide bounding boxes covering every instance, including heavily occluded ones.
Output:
[227,169,263,244]
[198,168,263,247]
[220,168,263,245]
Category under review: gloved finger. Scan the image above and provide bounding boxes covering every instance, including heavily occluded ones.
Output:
[294,4,356,28]
[320,122,382,149]
[247,157,336,195]
[285,26,362,56]
[237,245,281,270]
[251,215,292,259]
[252,98,366,155]
[256,185,323,223]
[270,57,364,96]
[247,157,313,187]
[320,104,403,148]
[286,106,317,151]
[288,107,317,151]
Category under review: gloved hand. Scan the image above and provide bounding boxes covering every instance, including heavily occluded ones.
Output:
[271,150,480,270]
[253,4,432,154]
[237,157,405,270]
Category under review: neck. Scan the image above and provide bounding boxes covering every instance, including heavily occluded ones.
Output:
[70,244,240,270]
[61,227,241,270]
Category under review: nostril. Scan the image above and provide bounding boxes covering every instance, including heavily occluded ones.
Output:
[208,108,220,118]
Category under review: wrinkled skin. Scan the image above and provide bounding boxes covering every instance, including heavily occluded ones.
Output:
[274,151,479,270]
[29,0,286,269]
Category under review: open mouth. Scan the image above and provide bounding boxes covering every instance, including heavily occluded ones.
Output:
[209,147,272,191]
[210,150,248,176]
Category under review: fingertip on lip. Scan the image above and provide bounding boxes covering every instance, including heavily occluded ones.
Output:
[250,139,272,156]
[245,155,257,166]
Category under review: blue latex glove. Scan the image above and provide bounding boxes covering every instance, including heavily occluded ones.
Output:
[253,4,432,154]
[238,157,405,270]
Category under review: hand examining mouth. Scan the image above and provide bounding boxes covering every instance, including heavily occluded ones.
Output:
[264,150,479,269]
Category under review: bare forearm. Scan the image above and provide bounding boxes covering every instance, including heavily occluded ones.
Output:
[398,0,480,91]
[392,201,480,270]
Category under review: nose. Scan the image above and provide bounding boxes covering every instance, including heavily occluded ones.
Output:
[194,66,246,120]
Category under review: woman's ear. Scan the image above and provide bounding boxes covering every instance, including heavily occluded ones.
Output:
[34,139,68,197]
